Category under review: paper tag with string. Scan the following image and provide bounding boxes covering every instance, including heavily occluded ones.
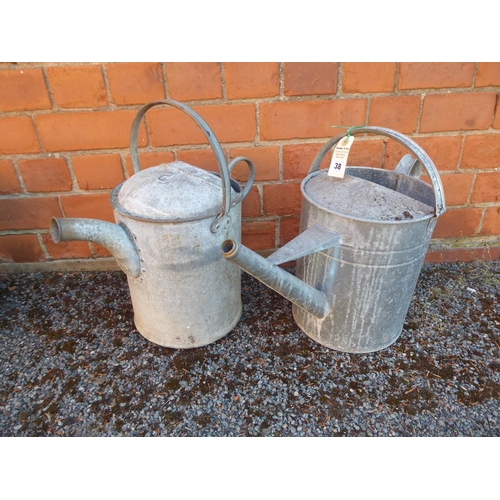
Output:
[328,135,354,178]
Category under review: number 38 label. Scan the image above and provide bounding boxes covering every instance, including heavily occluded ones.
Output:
[328,136,354,178]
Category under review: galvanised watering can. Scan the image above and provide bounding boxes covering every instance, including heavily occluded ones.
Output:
[51,100,255,348]
[221,127,446,353]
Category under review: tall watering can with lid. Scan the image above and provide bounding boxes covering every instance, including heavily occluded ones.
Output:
[221,127,446,353]
[50,100,255,348]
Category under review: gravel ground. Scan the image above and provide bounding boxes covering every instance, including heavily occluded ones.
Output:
[0,260,499,437]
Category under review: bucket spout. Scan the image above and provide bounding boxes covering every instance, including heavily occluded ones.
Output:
[221,239,330,319]
[51,218,141,278]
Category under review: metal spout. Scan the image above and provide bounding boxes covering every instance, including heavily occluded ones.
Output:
[51,218,141,278]
[221,239,329,319]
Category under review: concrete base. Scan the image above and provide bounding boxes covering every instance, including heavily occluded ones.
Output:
[1,237,499,273]
[426,236,500,263]
[0,257,121,274]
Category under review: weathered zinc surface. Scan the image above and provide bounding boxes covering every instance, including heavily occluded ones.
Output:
[222,127,447,353]
[51,100,255,348]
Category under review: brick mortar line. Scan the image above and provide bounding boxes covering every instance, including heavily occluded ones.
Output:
[0,229,54,236]
[254,101,260,144]
[254,87,500,100]
[2,207,498,232]
[279,63,284,99]
[36,232,51,259]
[3,194,500,214]
[256,184,264,217]
[364,93,371,128]
[12,158,28,193]
[0,257,120,271]
[28,113,46,155]
[3,128,498,161]
[119,152,130,180]
[278,145,283,183]
[471,63,478,88]
[4,86,499,118]
[436,167,500,174]
[0,128,500,159]
[492,94,500,129]
[438,201,500,210]
[1,168,499,200]
[415,93,425,132]
[88,242,98,258]
[56,194,66,220]
[381,138,387,169]
[337,63,343,96]
[394,63,400,92]
[255,130,500,146]
[455,134,467,172]
[242,216,281,223]
[1,145,500,195]
[161,63,170,99]
[219,63,227,100]
[0,62,495,75]
[143,112,152,152]
[44,152,78,191]
[0,176,500,195]
[100,64,116,109]
[1,63,497,89]
[0,100,262,117]
[430,235,500,246]
[2,159,499,182]
[467,170,478,206]
[1,63,111,68]
[477,206,486,235]
[243,209,498,224]
[488,93,500,130]
[0,190,114,200]
[31,131,500,146]
[41,67,56,110]
[2,120,498,154]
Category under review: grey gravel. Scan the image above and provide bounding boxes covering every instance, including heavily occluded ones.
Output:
[0,260,499,436]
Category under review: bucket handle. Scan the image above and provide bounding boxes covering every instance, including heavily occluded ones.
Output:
[308,126,446,217]
[129,99,255,232]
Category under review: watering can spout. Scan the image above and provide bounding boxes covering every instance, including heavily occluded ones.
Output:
[51,218,141,278]
[221,234,335,319]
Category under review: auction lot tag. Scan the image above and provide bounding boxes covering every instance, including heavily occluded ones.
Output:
[328,136,354,178]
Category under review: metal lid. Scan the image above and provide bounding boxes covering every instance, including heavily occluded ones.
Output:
[115,161,233,222]
[303,169,435,222]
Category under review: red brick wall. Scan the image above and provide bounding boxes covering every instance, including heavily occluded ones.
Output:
[1,62,499,266]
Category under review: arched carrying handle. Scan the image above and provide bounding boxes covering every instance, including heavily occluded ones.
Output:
[308,126,446,217]
[130,99,236,226]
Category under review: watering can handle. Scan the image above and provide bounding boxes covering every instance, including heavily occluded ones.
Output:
[129,100,255,225]
[228,156,256,204]
[308,126,446,217]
